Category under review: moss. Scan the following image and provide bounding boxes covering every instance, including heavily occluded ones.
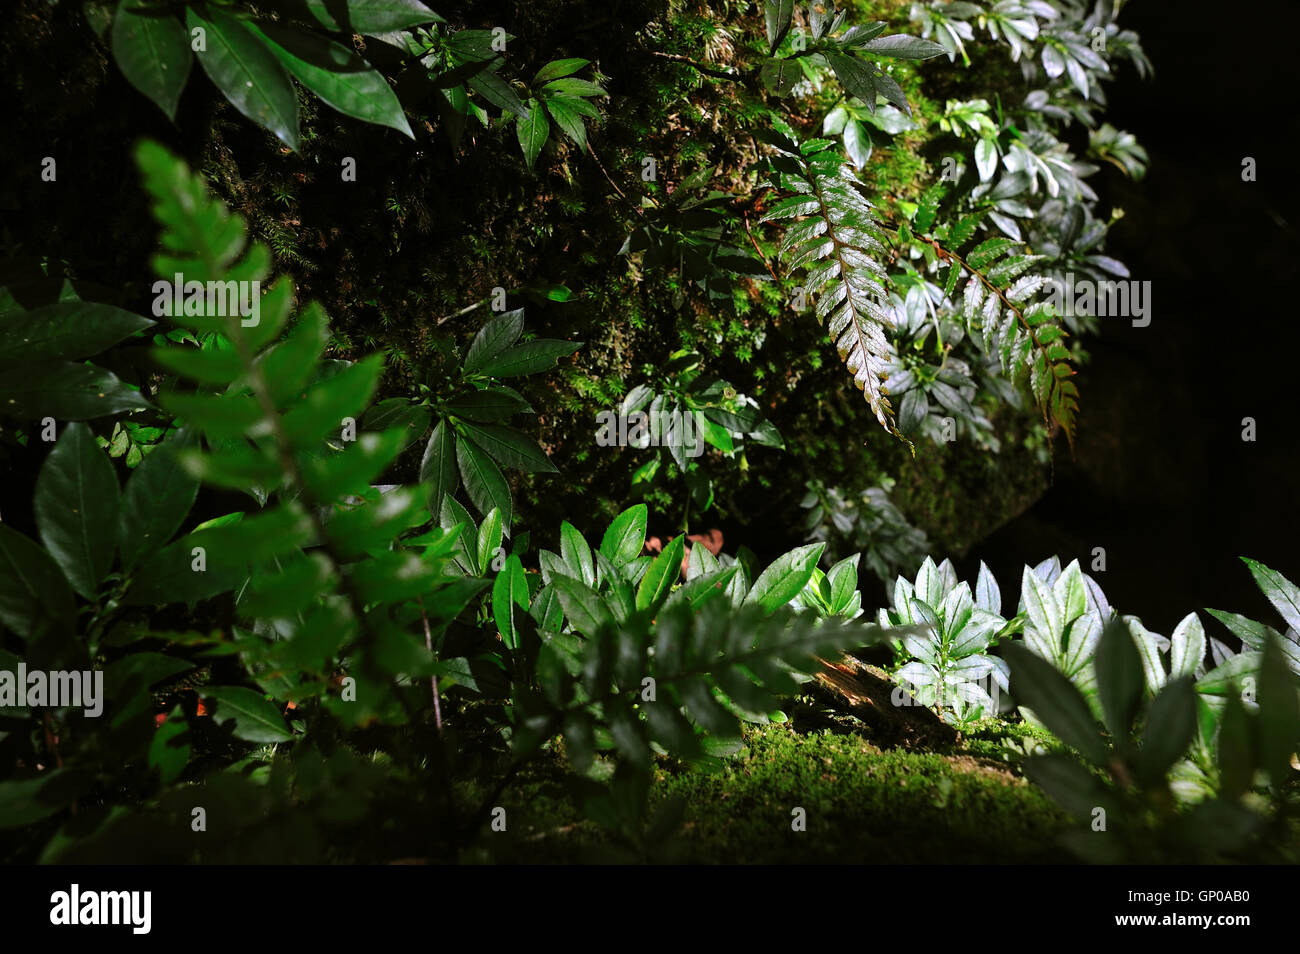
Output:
[479,722,1072,863]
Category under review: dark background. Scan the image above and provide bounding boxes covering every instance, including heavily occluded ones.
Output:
[965,0,1300,633]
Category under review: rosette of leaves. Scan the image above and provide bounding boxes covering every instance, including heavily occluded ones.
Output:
[508,59,608,170]
[617,349,782,513]
[760,2,945,104]
[1088,124,1148,180]
[880,283,998,449]
[1022,198,1131,337]
[1016,557,1111,702]
[508,510,900,774]
[402,23,542,150]
[877,557,1013,725]
[1006,622,1300,862]
[104,0,435,149]
[799,479,930,584]
[789,552,865,621]
[619,164,769,306]
[362,308,581,527]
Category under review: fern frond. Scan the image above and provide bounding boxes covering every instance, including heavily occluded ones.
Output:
[937,234,1079,446]
[762,135,906,444]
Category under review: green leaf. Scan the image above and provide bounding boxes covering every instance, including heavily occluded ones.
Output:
[1242,557,1300,635]
[1258,636,1300,784]
[1093,620,1144,740]
[255,302,330,406]
[0,524,77,638]
[251,22,413,137]
[187,4,300,151]
[744,543,825,614]
[439,494,479,574]
[1168,612,1206,680]
[118,428,199,572]
[302,0,442,32]
[1136,676,1197,785]
[1005,643,1108,765]
[420,418,458,513]
[35,422,120,599]
[559,520,596,588]
[825,554,860,615]
[544,96,589,152]
[0,771,80,829]
[111,0,193,121]
[760,58,802,96]
[458,422,557,473]
[1216,695,1253,800]
[476,507,503,574]
[281,354,384,445]
[203,686,293,743]
[637,535,685,613]
[764,0,795,53]
[534,58,589,84]
[1022,567,1064,657]
[823,51,879,108]
[443,387,531,422]
[0,301,154,371]
[552,573,613,635]
[599,504,647,568]
[861,34,947,60]
[492,554,529,649]
[0,361,153,420]
[516,97,549,169]
[455,431,512,523]
[540,78,606,98]
[464,309,524,373]
[477,339,582,377]
[468,68,530,119]
[1023,752,1110,820]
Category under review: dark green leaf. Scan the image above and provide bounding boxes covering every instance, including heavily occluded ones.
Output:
[0,524,76,638]
[1005,643,1108,764]
[516,98,549,169]
[455,431,512,522]
[252,22,413,137]
[459,422,557,473]
[1094,620,1144,740]
[636,535,684,613]
[0,362,153,420]
[111,0,192,120]
[464,309,524,373]
[204,686,293,743]
[0,301,153,371]
[420,418,458,514]
[187,5,300,151]
[477,339,581,377]
[35,423,120,598]
[118,428,199,572]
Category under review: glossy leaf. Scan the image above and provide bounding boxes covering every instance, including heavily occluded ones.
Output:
[35,422,120,599]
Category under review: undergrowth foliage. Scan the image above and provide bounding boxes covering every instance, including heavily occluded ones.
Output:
[2,0,1294,866]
